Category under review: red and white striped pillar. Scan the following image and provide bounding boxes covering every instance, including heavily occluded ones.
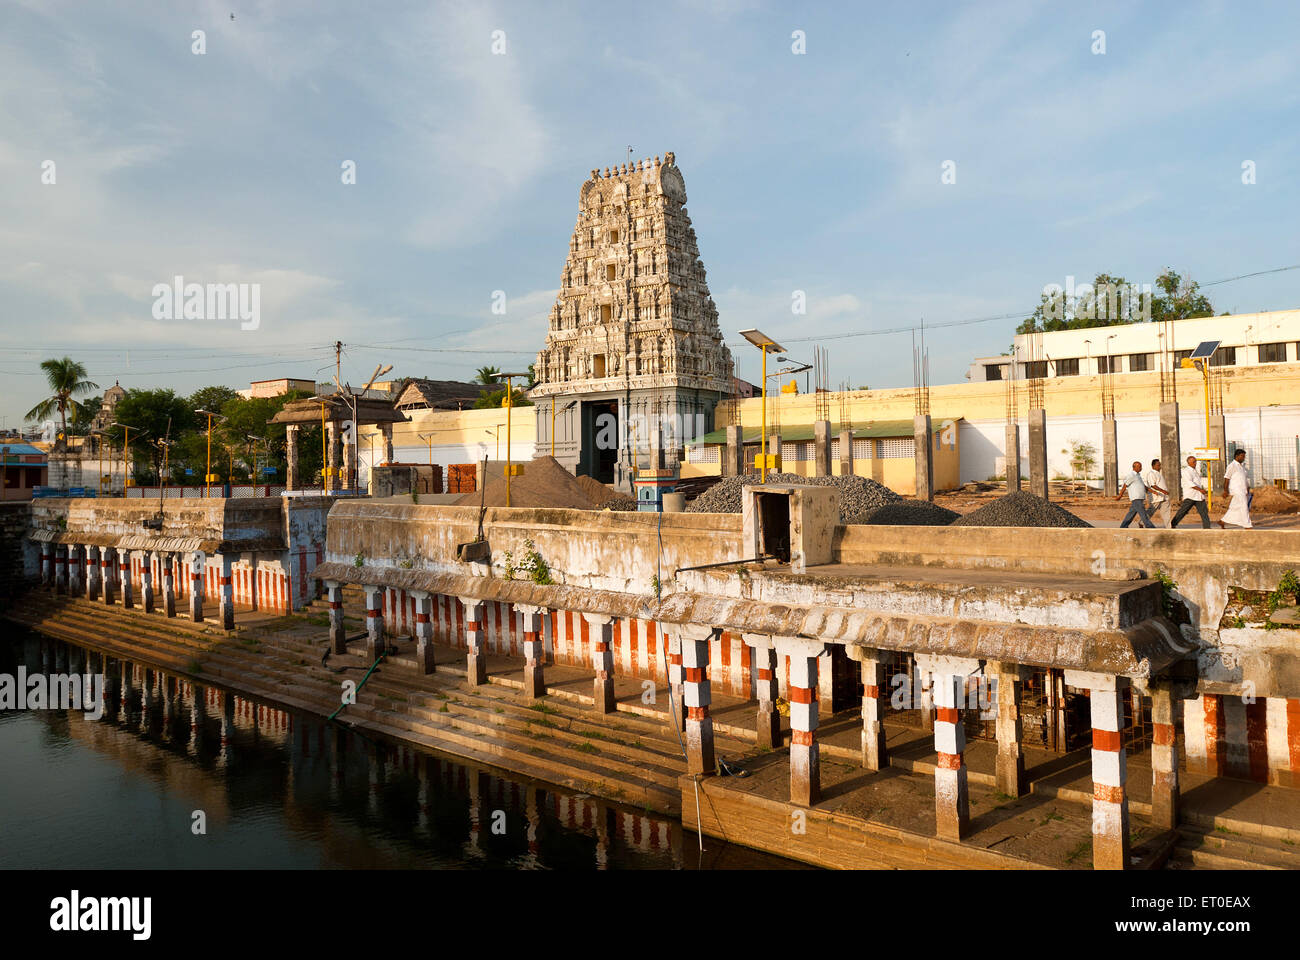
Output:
[664,628,685,731]
[188,551,205,622]
[363,584,384,660]
[680,625,718,775]
[989,661,1025,797]
[162,553,177,618]
[517,605,547,699]
[743,634,782,749]
[411,590,435,674]
[140,550,154,613]
[776,637,826,806]
[218,554,235,630]
[847,645,888,771]
[920,654,977,839]
[118,548,134,610]
[54,544,68,595]
[583,613,617,713]
[459,596,488,685]
[85,546,100,600]
[67,545,82,594]
[1150,680,1180,830]
[99,546,116,606]
[1067,669,1130,870]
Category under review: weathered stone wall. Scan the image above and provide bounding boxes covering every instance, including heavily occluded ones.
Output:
[0,502,33,599]
[325,502,742,595]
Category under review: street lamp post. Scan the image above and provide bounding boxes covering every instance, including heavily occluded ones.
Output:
[739,330,786,483]
[111,422,145,494]
[194,409,226,498]
[495,373,530,507]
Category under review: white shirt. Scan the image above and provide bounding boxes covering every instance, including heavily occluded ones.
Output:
[1121,470,1147,501]
[1225,460,1250,496]
[1144,469,1167,504]
[1181,465,1206,501]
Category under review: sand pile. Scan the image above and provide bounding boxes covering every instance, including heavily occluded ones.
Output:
[950,490,1091,528]
[1249,484,1300,514]
[575,474,636,510]
[456,456,596,509]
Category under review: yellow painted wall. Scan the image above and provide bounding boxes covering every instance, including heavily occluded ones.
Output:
[385,405,538,450]
[717,361,1300,428]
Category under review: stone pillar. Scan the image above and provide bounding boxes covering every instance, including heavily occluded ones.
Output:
[140,550,154,613]
[99,546,115,605]
[584,613,616,713]
[1150,682,1180,830]
[1102,416,1119,497]
[665,629,685,731]
[1066,670,1130,870]
[327,422,342,493]
[40,543,53,589]
[913,414,934,502]
[769,432,782,472]
[1207,414,1227,498]
[848,645,888,771]
[923,657,976,840]
[1159,401,1182,501]
[1005,423,1022,490]
[68,545,82,595]
[723,425,744,477]
[839,428,854,477]
[380,423,394,465]
[363,585,384,660]
[989,662,1026,797]
[517,605,547,699]
[778,637,824,806]
[162,553,177,618]
[85,545,100,600]
[343,428,357,492]
[218,554,235,630]
[285,424,300,491]
[189,551,205,622]
[813,420,832,477]
[118,549,133,609]
[1028,407,1049,500]
[680,626,717,775]
[411,591,435,673]
[742,635,781,749]
[459,597,488,685]
[55,545,68,595]
[324,580,347,654]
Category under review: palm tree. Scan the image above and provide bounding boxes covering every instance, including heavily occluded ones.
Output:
[474,365,501,385]
[25,357,98,442]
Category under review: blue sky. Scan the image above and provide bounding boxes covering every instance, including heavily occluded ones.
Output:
[3,0,1298,428]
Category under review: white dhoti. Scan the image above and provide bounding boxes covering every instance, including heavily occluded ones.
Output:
[1222,477,1252,528]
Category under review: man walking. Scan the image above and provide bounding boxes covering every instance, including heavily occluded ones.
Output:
[1171,454,1211,528]
[1144,457,1170,528]
[1219,448,1253,529]
[1116,459,1155,528]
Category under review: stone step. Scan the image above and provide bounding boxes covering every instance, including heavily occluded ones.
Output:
[1169,826,1300,870]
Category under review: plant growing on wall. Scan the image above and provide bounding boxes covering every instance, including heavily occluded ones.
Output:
[502,539,553,585]
[353,552,365,568]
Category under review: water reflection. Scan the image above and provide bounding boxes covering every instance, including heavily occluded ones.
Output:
[0,630,804,870]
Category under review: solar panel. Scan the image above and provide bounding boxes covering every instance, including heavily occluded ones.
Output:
[1189,340,1220,361]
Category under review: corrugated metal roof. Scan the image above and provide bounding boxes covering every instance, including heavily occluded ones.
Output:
[0,443,47,458]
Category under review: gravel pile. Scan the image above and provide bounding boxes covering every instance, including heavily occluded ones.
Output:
[685,472,903,521]
[858,499,959,526]
[950,490,1091,528]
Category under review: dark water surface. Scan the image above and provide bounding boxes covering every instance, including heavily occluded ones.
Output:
[0,628,804,870]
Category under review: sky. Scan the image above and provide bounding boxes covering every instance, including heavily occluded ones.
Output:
[3,0,1299,429]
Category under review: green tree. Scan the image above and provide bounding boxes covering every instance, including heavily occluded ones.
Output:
[474,365,501,385]
[1150,269,1215,322]
[111,389,195,483]
[473,386,532,409]
[188,384,240,415]
[25,357,99,441]
[70,395,102,433]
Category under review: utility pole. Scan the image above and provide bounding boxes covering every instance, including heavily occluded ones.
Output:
[335,341,343,388]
